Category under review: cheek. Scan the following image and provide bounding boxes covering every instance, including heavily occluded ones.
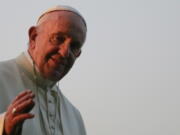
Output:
[34,47,48,71]
[34,38,50,62]
[67,56,76,70]
[68,53,75,63]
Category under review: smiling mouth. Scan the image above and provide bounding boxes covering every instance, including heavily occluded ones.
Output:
[48,54,68,68]
[46,50,65,64]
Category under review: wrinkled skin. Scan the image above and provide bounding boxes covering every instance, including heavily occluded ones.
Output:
[28,11,87,81]
[4,11,86,135]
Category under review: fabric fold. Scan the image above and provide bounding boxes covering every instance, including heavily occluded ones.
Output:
[0,113,5,135]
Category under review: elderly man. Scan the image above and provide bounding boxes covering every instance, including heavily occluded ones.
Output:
[0,5,87,135]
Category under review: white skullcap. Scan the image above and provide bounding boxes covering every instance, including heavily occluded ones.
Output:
[37,5,87,27]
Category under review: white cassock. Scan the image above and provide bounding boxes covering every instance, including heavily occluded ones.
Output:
[0,52,86,135]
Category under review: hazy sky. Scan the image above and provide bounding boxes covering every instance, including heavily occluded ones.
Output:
[0,0,179,135]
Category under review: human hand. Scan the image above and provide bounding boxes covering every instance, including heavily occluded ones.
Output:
[4,90,35,135]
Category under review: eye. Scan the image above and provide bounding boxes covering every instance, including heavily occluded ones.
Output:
[49,34,66,45]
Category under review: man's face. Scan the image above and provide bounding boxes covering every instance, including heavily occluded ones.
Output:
[28,11,86,81]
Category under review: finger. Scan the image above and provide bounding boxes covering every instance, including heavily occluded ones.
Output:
[23,100,35,113]
[13,92,35,107]
[12,90,32,104]
[12,113,34,125]
[15,99,35,113]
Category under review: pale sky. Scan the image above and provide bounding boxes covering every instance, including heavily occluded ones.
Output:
[0,0,179,135]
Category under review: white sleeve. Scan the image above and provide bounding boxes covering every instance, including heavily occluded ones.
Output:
[0,112,5,135]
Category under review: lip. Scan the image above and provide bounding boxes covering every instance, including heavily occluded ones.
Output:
[50,55,67,66]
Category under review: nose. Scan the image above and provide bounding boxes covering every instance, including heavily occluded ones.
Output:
[59,38,71,58]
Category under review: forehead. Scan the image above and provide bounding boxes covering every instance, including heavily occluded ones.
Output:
[37,11,86,41]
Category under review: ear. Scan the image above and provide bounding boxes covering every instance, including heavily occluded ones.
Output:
[75,50,82,58]
[28,26,37,49]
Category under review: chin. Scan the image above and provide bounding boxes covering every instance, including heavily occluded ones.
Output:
[46,70,68,82]
[43,64,72,81]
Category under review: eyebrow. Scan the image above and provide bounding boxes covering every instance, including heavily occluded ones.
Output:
[52,31,83,45]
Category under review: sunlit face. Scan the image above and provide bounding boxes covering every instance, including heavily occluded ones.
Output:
[28,11,86,81]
